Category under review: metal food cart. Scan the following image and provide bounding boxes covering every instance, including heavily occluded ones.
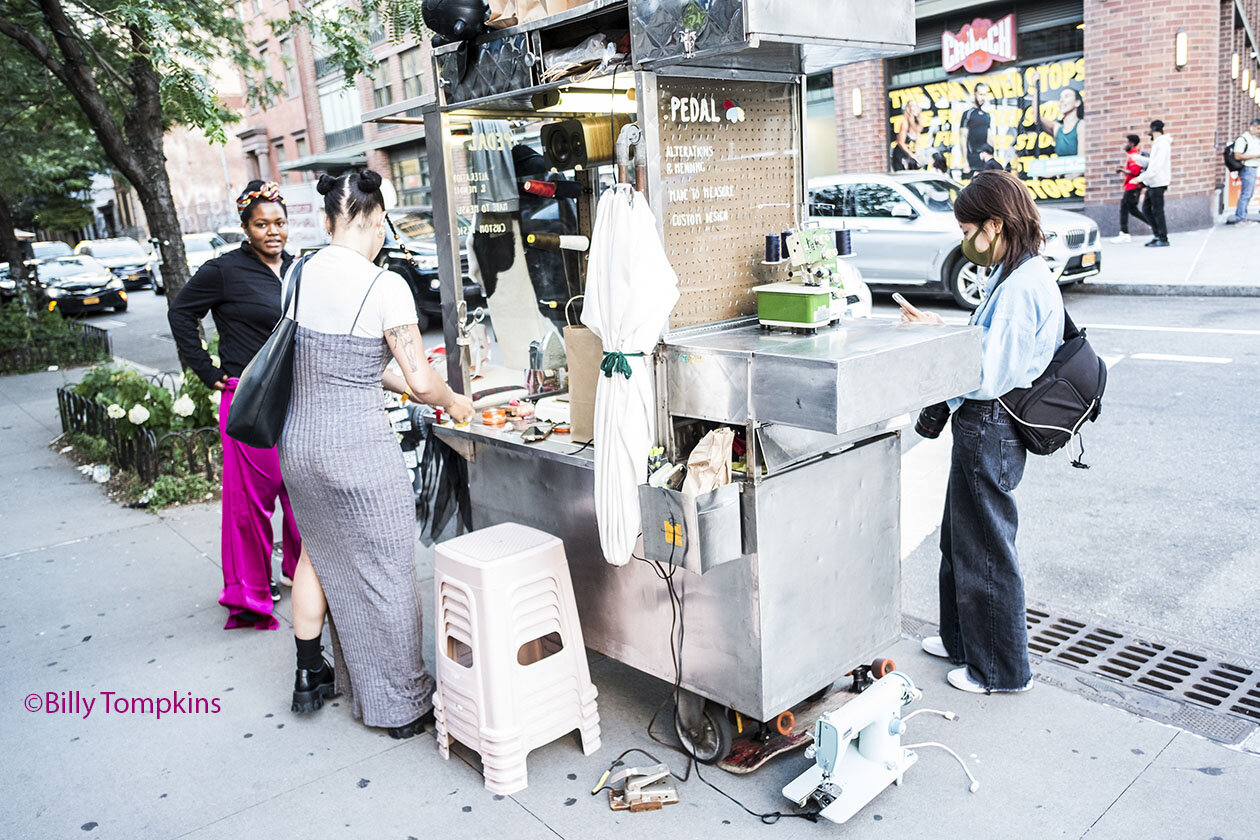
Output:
[402,0,982,763]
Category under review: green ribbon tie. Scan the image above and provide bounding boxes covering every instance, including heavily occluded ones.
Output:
[600,351,645,379]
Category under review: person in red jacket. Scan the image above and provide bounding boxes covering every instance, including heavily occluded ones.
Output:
[1110,134,1150,243]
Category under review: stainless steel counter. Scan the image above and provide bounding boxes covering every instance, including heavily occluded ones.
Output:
[664,318,981,435]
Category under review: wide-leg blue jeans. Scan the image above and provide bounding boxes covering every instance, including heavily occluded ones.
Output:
[938,399,1032,691]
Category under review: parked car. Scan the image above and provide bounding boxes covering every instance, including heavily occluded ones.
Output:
[36,256,127,315]
[73,237,158,293]
[25,240,74,264]
[0,263,15,304]
[381,207,481,331]
[807,172,1101,309]
[216,226,247,246]
[183,233,230,273]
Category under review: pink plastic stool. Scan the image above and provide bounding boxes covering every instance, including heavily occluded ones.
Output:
[433,523,601,794]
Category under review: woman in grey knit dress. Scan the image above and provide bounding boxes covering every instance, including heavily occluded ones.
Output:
[278,170,474,738]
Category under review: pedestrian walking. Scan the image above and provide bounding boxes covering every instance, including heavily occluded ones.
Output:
[1134,120,1171,246]
[168,180,303,630]
[1109,134,1151,243]
[279,169,473,737]
[1226,117,1260,226]
[977,144,1005,172]
[899,171,1064,694]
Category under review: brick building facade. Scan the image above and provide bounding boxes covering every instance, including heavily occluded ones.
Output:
[827,0,1260,235]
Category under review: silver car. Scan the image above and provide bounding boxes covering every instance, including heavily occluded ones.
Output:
[807,172,1102,309]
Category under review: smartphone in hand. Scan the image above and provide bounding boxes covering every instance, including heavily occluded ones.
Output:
[891,292,919,315]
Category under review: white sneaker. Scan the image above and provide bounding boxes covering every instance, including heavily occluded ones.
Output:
[922,636,949,658]
[1108,232,1131,243]
[947,667,1034,694]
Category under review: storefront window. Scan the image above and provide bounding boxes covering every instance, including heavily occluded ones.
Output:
[885,19,1085,202]
[389,146,431,206]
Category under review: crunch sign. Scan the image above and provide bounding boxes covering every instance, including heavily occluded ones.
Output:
[942,14,1017,74]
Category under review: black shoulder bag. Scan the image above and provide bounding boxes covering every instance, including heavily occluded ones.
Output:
[997,309,1107,466]
[225,254,309,449]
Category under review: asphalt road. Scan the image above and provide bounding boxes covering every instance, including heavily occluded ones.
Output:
[84,287,1260,658]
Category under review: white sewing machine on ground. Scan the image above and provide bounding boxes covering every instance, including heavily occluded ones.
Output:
[781,672,922,824]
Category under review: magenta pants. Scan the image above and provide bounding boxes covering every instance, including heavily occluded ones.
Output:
[217,378,302,630]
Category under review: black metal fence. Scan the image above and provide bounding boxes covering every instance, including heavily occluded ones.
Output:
[0,322,112,374]
[57,380,219,484]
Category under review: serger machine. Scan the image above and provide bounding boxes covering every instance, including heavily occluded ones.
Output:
[782,672,922,824]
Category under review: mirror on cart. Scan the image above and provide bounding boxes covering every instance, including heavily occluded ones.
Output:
[439,76,636,398]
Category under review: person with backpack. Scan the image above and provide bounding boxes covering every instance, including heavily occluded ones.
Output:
[1226,118,1260,226]
[898,171,1065,695]
[1110,134,1151,243]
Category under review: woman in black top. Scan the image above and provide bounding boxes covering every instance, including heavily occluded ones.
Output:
[168,181,304,630]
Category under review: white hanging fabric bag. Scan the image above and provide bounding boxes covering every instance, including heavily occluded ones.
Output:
[581,184,679,566]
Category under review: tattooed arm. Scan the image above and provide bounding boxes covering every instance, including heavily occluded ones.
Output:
[383,323,474,422]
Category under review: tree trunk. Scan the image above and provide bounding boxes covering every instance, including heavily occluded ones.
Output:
[129,156,190,302]
[0,190,37,315]
[122,24,190,304]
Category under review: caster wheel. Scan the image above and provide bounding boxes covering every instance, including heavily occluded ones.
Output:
[675,701,733,763]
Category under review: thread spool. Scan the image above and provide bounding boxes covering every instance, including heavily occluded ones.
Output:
[765,233,781,262]
[836,228,853,256]
[781,230,792,255]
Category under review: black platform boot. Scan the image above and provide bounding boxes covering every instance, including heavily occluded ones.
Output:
[292,658,336,714]
[386,709,434,739]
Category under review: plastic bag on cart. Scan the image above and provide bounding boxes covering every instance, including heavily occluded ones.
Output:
[582,183,679,566]
[416,429,472,546]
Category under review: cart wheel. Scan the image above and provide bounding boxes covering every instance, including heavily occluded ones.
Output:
[675,702,733,764]
[871,658,896,678]
[775,710,795,736]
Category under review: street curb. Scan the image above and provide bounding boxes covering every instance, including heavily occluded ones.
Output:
[1074,282,1260,298]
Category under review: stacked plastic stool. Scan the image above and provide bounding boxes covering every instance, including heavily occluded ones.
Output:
[432,522,601,795]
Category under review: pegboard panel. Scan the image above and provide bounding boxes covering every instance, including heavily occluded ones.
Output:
[655,79,800,329]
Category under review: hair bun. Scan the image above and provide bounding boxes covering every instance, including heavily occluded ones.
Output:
[356,169,383,192]
[316,173,339,196]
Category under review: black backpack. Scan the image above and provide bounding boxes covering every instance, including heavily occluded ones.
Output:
[998,312,1106,467]
[1224,141,1245,172]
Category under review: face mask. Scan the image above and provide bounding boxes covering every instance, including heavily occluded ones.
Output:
[961,227,999,267]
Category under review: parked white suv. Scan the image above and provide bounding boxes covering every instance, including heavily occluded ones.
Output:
[808,172,1101,309]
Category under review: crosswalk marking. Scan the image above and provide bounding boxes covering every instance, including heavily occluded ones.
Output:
[1129,352,1232,364]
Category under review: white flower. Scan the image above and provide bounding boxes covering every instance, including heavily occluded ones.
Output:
[210,354,221,368]
[208,391,221,407]
[106,404,125,419]
[200,340,208,350]
[172,394,196,417]
[128,404,150,425]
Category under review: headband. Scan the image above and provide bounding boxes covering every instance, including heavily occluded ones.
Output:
[236,182,285,212]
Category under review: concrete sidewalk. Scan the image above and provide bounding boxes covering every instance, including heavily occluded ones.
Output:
[1078,220,1260,296]
[2,367,1259,839]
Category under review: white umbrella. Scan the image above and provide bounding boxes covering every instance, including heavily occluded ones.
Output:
[581,184,679,566]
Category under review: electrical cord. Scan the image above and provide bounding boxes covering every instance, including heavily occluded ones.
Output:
[627,497,821,824]
[903,708,958,723]
[903,742,981,793]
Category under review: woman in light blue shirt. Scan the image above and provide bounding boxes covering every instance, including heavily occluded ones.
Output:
[902,171,1064,694]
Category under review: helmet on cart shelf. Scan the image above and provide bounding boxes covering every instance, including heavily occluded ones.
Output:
[422,0,488,45]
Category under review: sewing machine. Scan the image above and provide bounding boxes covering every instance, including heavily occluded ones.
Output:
[781,672,921,824]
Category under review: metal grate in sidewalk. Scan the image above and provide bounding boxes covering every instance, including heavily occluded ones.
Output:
[1024,606,1260,726]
